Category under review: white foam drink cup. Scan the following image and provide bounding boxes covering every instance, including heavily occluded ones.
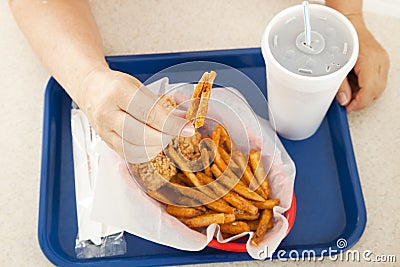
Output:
[261,4,359,140]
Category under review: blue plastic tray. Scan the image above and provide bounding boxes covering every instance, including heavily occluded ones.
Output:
[38,48,366,266]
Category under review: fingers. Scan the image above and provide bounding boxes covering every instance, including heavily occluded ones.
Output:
[124,85,195,137]
[346,61,383,112]
[111,110,173,147]
[102,130,164,164]
[336,78,352,106]
[346,88,375,112]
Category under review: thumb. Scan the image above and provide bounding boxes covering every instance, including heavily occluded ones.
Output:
[336,78,352,106]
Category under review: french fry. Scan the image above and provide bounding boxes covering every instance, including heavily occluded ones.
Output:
[186,72,208,122]
[201,147,213,177]
[232,150,268,199]
[234,210,260,221]
[218,146,241,175]
[179,213,235,228]
[146,190,172,204]
[251,199,279,210]
[246,220,273,231]
[217,125,232,152]
[251,209,273,246]
[167,182,234,213]
[220,221,250,235]
[246,220,260,231]
[249,149,271,198]
[176,172,194,187]
[166,205,205,218]
[211,164,265,202]
[213,152,247,187]
[212,126,221,148]
[166,147,219,199]
[177,195,203,208]
[195,71,216,128]
[197,172,258,215]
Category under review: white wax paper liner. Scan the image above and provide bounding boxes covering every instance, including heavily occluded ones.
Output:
[74,78,296,259]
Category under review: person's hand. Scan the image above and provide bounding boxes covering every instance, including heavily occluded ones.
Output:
[75,67,195,163]
[336,15,389,112]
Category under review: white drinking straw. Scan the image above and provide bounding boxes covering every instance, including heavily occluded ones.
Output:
[303,1,312,47]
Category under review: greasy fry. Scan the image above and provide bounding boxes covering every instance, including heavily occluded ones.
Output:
[246,220,260,231]
[167,147,221,199]
[186,72,208,121]
[201,147,213,177]
[167,182,234,213]
[146,190,171,204]
[234,210,260,221]
[166,205,205,218]
[166,147,202,187]
[176,172,194,187]
[217,125,232,152]
[218,146,241,175]
[223,191,258,215]
[251,199,279,210]
[251,209,273,246]
[212,127,221,148]
[211,164,265,202]
[220,221,250,235]
[177,195,203,207]
[197,172,258,214]
[232,150,268,199]
[247,220,273,231]
[195,71,216,128]
[249,149,271,198]
[180,213,235,228]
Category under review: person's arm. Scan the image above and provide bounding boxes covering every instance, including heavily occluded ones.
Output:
[326,0,390,112]
[9,0,194,163]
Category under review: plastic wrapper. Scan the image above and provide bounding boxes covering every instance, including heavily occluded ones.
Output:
[71,77,296,259]
[71,109,127,258]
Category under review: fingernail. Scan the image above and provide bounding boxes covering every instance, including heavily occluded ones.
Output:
[337,92,348,105]
[181,124,195,137]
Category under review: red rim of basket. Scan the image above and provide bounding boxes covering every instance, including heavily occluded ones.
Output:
[207,192,297,252]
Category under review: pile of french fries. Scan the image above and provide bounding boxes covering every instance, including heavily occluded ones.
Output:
[146,71,279,246]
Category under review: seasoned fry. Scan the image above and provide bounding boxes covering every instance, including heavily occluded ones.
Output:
[251,199,279,210]
[234,210,260,221]
[177,195,203,207]
[180,213,235,228]
[167,147,221,199]
[232,150,268,199]
[218,146,241,175]
[176,172,194,187]
[186,72,208,122]
[220,221,250,235]
[197,172,258,215]
[251,209,273,246]
[195,71,216,128]
[246,220,273,231]
[249,149,271,198]
[212,127,221,148]
[217,125,232,152]
[168,182,234,213]
[146,190,172,204]
[166,205,205,218]
[246,220,260,231]
[201,147,213,177]
[222,191,258,215]
[211,164,265,202]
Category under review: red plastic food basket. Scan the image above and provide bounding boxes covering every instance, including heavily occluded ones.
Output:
[208,192,296,252]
